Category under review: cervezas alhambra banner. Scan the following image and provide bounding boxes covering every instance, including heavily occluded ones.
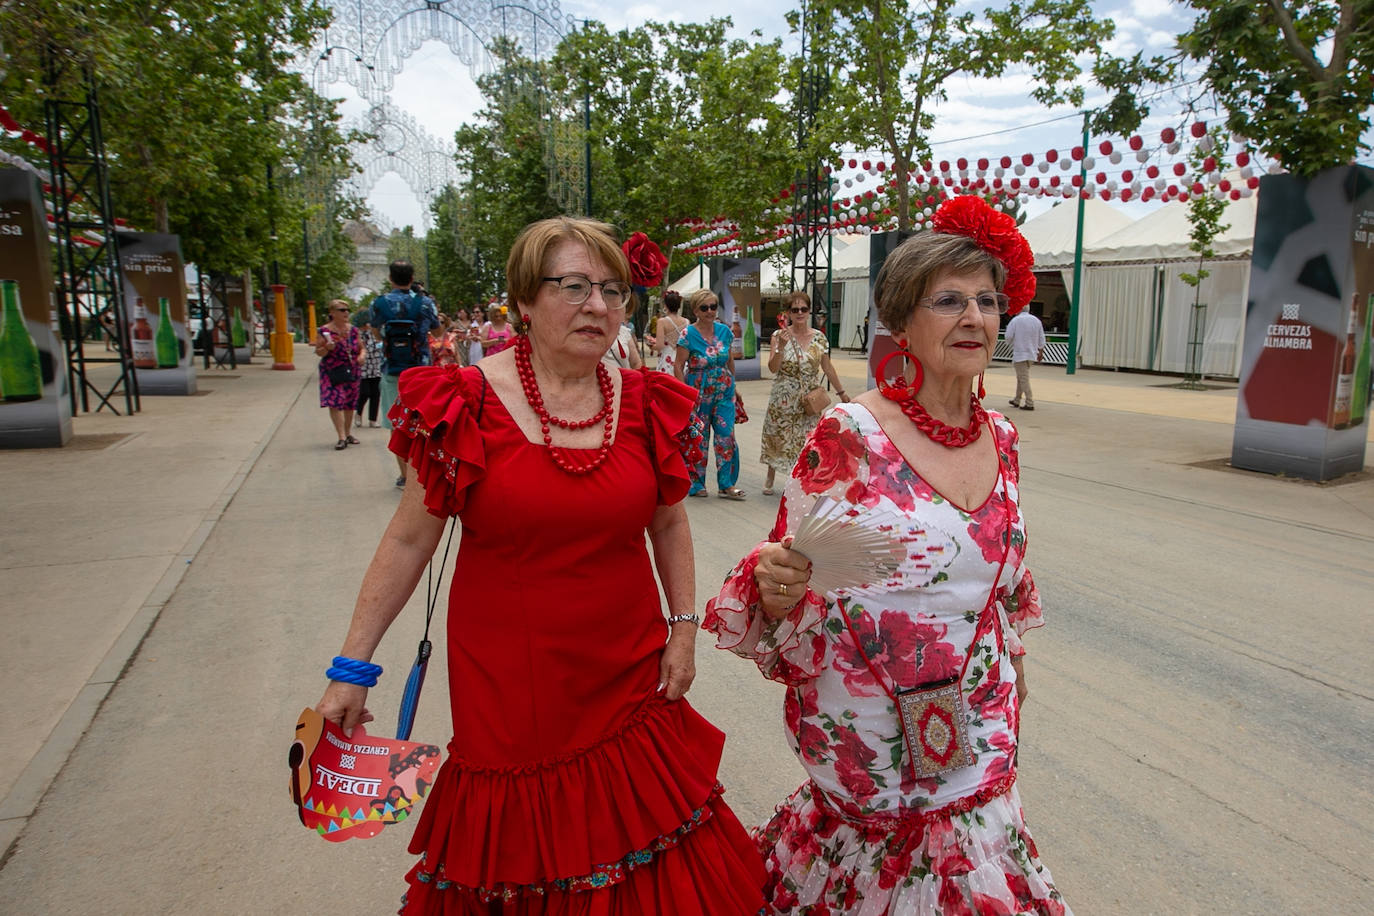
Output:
[117,231,197,395]
[0,168,72,448]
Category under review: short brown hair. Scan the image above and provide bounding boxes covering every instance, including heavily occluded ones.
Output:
[873,232,1006,333]
[506,217,631,312]
[785,290,811,309]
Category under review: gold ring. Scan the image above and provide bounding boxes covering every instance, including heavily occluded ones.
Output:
[778,583,789,597]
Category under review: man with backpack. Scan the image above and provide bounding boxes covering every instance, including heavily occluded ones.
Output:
[370,260,439,487]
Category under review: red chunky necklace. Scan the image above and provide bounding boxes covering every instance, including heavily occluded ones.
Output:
[898,391,987,448]
[514,334,616,474]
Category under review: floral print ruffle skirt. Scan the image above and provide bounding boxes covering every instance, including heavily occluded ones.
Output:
[756,781,1070,916]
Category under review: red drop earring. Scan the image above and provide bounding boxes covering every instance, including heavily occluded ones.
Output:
[977,372,986,400]
[876,344,924,402]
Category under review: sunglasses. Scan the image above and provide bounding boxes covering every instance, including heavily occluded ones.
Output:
[789,308,810,314]
[697,304,718,311]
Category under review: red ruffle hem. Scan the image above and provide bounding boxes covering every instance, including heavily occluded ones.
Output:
[398,699,765,915]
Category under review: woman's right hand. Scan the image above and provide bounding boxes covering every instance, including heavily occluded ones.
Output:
[755,539,812,620]
[316,681,374,738]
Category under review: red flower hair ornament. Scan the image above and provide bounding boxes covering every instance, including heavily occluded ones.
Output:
[930,196,1036,315]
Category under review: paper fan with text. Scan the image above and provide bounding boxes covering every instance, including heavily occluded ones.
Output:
[788,495,957,598]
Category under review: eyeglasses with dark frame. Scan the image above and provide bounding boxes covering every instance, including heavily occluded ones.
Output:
[541,275,632,309]
[788,307,811,314]
[918,290,1009,316]
[696,303,719,312]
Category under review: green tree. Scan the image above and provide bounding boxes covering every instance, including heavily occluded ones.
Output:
[551,19,799,279]
[1177,0,1373,175]
[793,0,1136,230]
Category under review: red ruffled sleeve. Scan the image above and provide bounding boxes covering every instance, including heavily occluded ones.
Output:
[703,543,828,686]
[639,369,701,506]
[386,365,486,519]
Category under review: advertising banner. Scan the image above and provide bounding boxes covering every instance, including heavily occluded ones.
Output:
[708,258,762,381]
[0,168,72,448]
[866,230,915,389]
[224,271,253,361]
[117,231,197,395]
[1231,166,1373,480]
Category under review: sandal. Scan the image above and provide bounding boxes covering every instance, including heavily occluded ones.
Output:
[718,487,747,501]
[334,439,347,450]
[346,435,361,444]
[762,487,775,496]
[688,490,709,498]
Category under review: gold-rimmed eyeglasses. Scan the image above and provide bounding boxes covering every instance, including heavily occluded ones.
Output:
[541,275,632,309]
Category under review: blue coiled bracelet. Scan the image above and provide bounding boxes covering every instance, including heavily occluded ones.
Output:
[326,656,383,687]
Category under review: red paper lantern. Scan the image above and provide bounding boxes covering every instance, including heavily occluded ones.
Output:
[1046,148,1059,162]
[876,161,886,172]
[1071,174,1083,187]
[1230,189,1241,200]
[1173,162,1187,176]
[1095,172,1108,184]
[1160,127,1176,144]
[1071,146,1084,160]
[1219,179,1231,192]
[1128,135,1144,151]
[1120,188,1133,201]
[1190,121,1207,138]
[1202,156,1218,172]
[956,157,968,170]
[1247,176,1259,189]
[1028,177,1040,188]
[1098,140,1113,155]
[1049,175,1061,187]
[1000,156,1012,168]
[1146,165,1160,179]
[1235,151,1250,167]
[939,160,950,172]
[862,160,872,170]
[1100,190,1111,200]
[1021,153,1034,166]
[848,159,857,169]
[1191,181,1205,194]
[1010,178,1021,190]
[1121,170,1134,183]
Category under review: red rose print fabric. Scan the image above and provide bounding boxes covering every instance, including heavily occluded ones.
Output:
[705,403,1067,914]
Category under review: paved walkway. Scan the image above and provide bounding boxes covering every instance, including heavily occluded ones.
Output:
[0,346,1370,913]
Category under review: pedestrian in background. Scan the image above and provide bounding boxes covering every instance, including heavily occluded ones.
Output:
[480,304,515,356]
[355,311,383,427]
[675,289,745,500]
[1005,308,1046,411]
[602,293,643,370]
[314,300,363,450]
[760,290,848,496]
[370,260,439,486]
[649,290,689,374]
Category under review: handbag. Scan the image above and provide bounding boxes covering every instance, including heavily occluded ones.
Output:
[801,386,831,416]
[734,390,749,423]
[325,361,357,384]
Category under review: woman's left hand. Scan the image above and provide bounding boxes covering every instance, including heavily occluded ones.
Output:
[1011,655,1028,706]
[657,627,696,700]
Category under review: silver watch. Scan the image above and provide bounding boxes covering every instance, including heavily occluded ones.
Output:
[667,613,700,626]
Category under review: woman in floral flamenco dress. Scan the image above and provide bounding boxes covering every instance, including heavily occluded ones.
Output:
[316,217,766,914]
[706,196,1071,915]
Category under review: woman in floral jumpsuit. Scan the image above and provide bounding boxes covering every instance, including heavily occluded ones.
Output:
[675,288,745,499]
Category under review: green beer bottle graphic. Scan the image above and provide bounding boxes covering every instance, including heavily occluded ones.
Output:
[742,303,757,359]
[231,310,247,348]
[0,279,43,402]
[1352,293,1372,426]
[155,297,179,368]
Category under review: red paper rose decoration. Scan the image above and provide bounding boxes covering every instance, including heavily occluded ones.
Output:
[930,196,1036,315]
[621,232,669,288]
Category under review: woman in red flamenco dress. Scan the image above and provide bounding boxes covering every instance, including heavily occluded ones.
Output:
[315,216,766,915]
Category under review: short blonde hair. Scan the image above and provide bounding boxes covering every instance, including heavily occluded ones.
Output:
[685,289,718,315]
[506,217,631,311]
[873,233,1006,333]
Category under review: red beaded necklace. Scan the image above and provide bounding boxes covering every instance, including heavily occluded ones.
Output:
[514,334,616,474]
[897,391,987,448]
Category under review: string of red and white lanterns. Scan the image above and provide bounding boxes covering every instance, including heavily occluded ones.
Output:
[677,120,1278,258]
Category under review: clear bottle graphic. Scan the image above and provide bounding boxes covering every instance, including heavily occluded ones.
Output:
[0,279,43,402]
[742,304,757,359]
[1332,296,1356,429]
[1351,293,1371,426]
[155,297,179,368]
[131,298,156,368]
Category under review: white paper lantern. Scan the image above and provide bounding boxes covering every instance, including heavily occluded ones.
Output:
[1037,161,1049,172]
[1083,156,1095,170]
[1136,149,1149,163]
[1109,151,1122,164]
[1014,164,1025,176]
[1167,141,1181,155]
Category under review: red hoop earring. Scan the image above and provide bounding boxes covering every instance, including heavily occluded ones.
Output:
[977,372,986,400]
[876,346,924,402]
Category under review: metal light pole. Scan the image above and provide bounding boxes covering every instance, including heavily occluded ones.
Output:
[1067,112,1088,375]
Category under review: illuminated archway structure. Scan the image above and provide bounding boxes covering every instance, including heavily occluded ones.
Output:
[308,0,582,233]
